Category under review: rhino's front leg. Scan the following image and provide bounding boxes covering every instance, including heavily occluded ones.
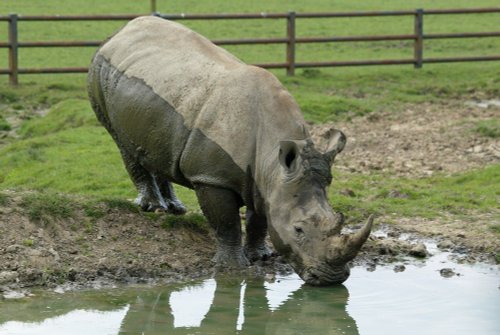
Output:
[244,209,274,261]
[194,185,249,268]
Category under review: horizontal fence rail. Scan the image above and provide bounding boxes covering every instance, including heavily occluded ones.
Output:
[1,8,500,84]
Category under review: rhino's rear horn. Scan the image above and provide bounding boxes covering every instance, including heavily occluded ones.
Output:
[326,212,345,237]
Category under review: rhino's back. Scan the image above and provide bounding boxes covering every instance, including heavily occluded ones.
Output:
[97,16,244,121]
[89,16,307,193]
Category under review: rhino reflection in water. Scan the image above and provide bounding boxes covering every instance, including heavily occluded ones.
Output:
[87,16,373,285]
[118,276,359,335]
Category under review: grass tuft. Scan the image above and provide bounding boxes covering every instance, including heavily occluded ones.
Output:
[0,192,8,206]
[21,192,74,223]
[490,224,500,234]
[83,202,106,219]
[22,239,35,247]
[161,213,208,233]
[102,198,140,213]
[475,119,500,139]
[20,99,99,138]
[0,116,11,131]
[0,91,19,103]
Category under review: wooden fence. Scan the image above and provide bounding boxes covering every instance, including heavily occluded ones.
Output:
[1,7,500,85]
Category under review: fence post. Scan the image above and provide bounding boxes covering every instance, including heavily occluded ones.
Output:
[8,13,19,85]
[150,0,157,13]
[414,8,423,69]
[286,11,296,76]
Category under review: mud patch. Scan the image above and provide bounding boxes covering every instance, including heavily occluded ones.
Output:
[310,102,500,177]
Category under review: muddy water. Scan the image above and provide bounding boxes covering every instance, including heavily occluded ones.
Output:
[1,253,499,335]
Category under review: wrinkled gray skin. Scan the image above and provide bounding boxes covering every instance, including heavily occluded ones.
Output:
[87,16,373,285]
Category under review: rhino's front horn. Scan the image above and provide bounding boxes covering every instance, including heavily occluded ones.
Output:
[328,215,374,265]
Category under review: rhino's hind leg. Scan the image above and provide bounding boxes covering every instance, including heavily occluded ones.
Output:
[118,148,168,212]
[158,181,187,215]
[244,210,274,261]
[194,185,249,268]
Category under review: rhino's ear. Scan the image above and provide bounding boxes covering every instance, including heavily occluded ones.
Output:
[320,129,346,164]
[279,140,302,173]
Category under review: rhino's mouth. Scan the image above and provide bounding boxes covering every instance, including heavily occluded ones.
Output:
[301,265,350,286]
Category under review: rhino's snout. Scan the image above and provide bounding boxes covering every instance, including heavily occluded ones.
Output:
[294,215,374,286]
[302,264,350,286]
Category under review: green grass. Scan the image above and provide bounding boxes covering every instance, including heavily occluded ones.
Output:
[102,198,140,213]
[475,119,500,138]
[0,0,499,222]
[1,94,498,220]
[82,202,106,220]
[0,115,11,131]
[20,99,99,138]
[22,239,35,247]
[330,165,500,221]
[1,0,500,123]
[0,192,7,206]
[21,192,74,223]
[490,224,500,234]
[0,99,200,210]
[161,213,209,233]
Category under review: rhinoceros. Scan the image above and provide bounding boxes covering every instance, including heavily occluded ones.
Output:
[87,16,372,285]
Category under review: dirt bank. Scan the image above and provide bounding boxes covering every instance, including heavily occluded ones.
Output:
[0,190,497,293]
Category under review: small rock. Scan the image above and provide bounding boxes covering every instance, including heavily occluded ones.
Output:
[439,268,456,278]
[387,231,401,238]
[387,190,409,199]
[366,263,376,272]
[27,249,42,257]
[6,244,23,253]
[454,246,468,254]
[437,240,454,251]
[0,271,18,285]
[53,287,65,294]
[340,189,356,197]
[472,145,483,153]
[67,269,77,282]
[409,243,428,258]
[3,290,27,299]
[378,245,392,255]
[393,265,406,273]
[48,248,60,261]
[265,273,276,282]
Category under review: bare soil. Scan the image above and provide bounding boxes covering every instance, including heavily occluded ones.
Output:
[1,101,499,292]
[310,102,500,177]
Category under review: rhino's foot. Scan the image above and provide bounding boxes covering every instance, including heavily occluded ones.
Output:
[165,199,187,215]
[134,194,168,212]
[212,247,250,269]
[244,244,275,262]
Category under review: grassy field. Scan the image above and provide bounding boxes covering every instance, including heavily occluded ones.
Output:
[0,0,499,224]
[1,0,500,121]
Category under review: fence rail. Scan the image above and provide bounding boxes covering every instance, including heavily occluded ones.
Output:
[1,7,500,85]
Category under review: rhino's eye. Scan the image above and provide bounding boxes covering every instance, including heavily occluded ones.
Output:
[294,226,304,235]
